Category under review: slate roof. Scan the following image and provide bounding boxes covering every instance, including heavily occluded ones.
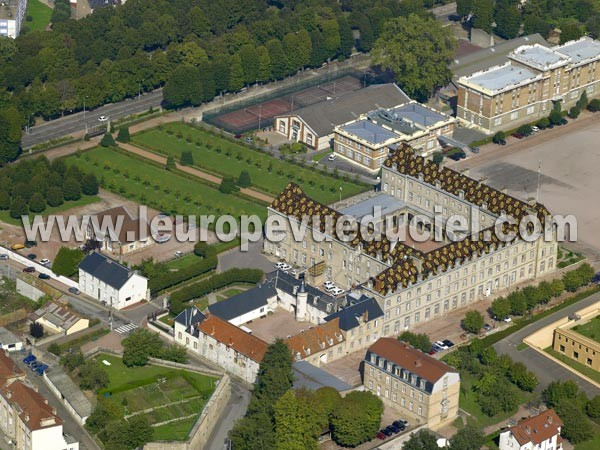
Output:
[280,84,410,136]
[174,307,206,331]
[293,361,352,391]
[508,409,562,446]
[0,327,20,346]
[208,284,276,321]
[324,297,383,331]
[78,252,137,289]
[367,338,457,384]
[45,368,93,420]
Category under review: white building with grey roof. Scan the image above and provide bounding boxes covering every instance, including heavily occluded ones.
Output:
[78,252,148,310]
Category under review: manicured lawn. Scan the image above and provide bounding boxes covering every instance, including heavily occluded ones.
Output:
[165,254,201,270]
[575,426,600,450]
[24,0,52,32]
[92,354,217,441]
[132,123,369,204]
[65,147,266,220]
[545,347,600,384]
[0,195,101,226]
[572,315,600,342]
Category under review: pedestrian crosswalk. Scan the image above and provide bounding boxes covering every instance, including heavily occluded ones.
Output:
[114,323,138,335]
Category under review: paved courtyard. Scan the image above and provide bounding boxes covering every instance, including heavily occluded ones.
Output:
[451,113,600,265]
[244,307,309,342]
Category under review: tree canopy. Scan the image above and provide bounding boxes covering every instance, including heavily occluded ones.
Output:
[372,14,456,101]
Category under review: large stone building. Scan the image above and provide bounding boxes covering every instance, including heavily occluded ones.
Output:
[553,314,600,372]
[364,338,460,429]
[264,144,557,336]
[333,102,455,171]
[457,37,600,132]
[0,0,27,38]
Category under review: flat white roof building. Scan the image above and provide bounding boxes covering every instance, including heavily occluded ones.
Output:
[0,0,27,38]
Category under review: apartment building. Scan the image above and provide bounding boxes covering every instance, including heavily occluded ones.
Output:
[264,144,557,336]
[553,319,600,372]
[499,409,563,450]
[0,0,27,38]
[458,37,600,132]
[333,102,455,171]
[0,352,79,450]
[364,338,460,429]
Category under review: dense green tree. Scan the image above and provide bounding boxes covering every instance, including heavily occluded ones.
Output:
[330,391,383,447]
[523,13,551,37]
[29,192,46,213]
[219,176,239,194]
[180,151,194,166]
[79,360,109,392]
[100,133,115,147]
[508,362,538,392]
[508,290,527,315]
[472,0,494,33]
[125,415,154,449]
[310,29,328,67]
[63,177,81,201]
[494,2,522,39]
[372,14,456,101]
[30,322,44,338]
[403,429,439,450]
[165,155,176,171]
[122,329,163,367]
[0,110,21,165]
[398,331,431,352]
[116,127,130,143]
[449,425,485,450]
[60,351,85,372]
[555,400,594,443]
[239,44,259,85]
[456,0,473,18]
[560,22,584,44]
[337,17,353,58]
[53,247,85,277]
[491,296,510,320]
[82,174,99,196]
[550,279,565,297]
[256,46,272,83]
[9,197,28,219]
[47,186,64,207]
[543,380,580,407]
[86,398,123,435]
[463,310,484,333]
[266,39,287,80]
[0,191,10,210]
[238,170,252,188]
[274,390,319,450]
[228,54,245,91]
[586,395,600,418]
[51,0,71,24]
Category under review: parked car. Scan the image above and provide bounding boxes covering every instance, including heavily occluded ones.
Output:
[280,263,292,272]
[324,281,335,289]
[503,316,512,323]
[442,339,455,348]
[27,254,36,260]
[433,340,449,350]
[22,267,35,273]
[470,146,480,154]
[330,287,345,296]
[376,431,387,440]
[483,323,492,331]
[328,153,337,161]
[98,115,109,122]
[447,150,466,161]
[381,428,393,437]
[11,243,25,250]
[36,364,49,375]
[23,354,35,365]
[387,425,401,434]
[68,287,80,295]
[531,126,540,132]
[30,361,41,371]
[0,254,8,260]
[511,132,525,139]
[25,240,37,248]
[174,251,183,258]
[496,139,507,145]
[38,273,51,280]
[592,272,600,284]
[39,258,50,266]
[393,420,407,430]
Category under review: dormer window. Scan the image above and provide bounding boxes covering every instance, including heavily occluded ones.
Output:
[420,380,426,390]
[371,355,377,364]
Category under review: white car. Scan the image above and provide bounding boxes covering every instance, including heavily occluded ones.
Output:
[98,115,109,122]
[328,153,337,161]
[174,251,183,258]
[280,263,292,272]
[330,287,345,296]
[433,340,449,350]
[531,126,540,132]
[324,281,335,289]
[275,261,286,269]
[39,259,50,266]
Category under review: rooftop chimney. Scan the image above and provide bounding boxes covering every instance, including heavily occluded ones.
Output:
[415,358,422,368]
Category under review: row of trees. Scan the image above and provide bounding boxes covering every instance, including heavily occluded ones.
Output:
[229,340,384,449]
[491,263,595,319]
[0,0,436,129]
[404,426,484,450]
[445,342,539,417]
[0,155,99,218]
[456,0,600,42]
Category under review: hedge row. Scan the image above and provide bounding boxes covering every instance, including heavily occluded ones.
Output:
[170,268,264,315]
[149,255,218,294]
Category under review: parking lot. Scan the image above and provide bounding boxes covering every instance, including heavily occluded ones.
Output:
[450,112,600,264]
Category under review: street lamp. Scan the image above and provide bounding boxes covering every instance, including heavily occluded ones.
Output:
[83,96,87,121]
[138,80,144,102]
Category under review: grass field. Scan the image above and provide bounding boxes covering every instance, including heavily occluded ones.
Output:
[0,195,100,226]
[572,315,600,342]
[24,0,52,32]
[132,123,369,204]
[65,147,266,220]
[93,354,217,441]
[51,328,110,355]
[165,254,200,270]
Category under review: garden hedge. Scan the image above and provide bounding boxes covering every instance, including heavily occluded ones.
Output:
[149,255,218,294]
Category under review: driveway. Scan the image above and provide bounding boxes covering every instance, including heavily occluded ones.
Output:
[205,380,252,450]
[493,292,600,398]
[218,238,274,273]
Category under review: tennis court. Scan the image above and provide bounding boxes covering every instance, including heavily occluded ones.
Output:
[211,75,363,133]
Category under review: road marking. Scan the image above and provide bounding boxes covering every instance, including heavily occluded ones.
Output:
[114,323,138,335]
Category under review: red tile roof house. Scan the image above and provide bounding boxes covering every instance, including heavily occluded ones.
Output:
[0,351,79,450]
[499,409,563,450]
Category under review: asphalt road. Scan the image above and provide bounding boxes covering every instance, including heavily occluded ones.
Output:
[206,379,252,450]
[22,90,164,148]
[494,292,600,398]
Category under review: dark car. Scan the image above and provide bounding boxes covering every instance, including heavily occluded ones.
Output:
[22,267,35,273]
[393,420,406,430]
[23,354,35,365]
[30,361,41,371]
[36,364,49,375]
[68,287,81,295]
[512,132,525,139]
[447,151,466,161]
[38,273,50,280]
[484,323,492,331]
[381,428,393,437]
[592,272,600,284]
[387,425,401,434]
[27,254,36,260]
[376,431,387,440]
[470,147,480,154]
[497,139,507,145]
[25,240,37,248]
[442,339,455,348]
[560,118,568,125]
